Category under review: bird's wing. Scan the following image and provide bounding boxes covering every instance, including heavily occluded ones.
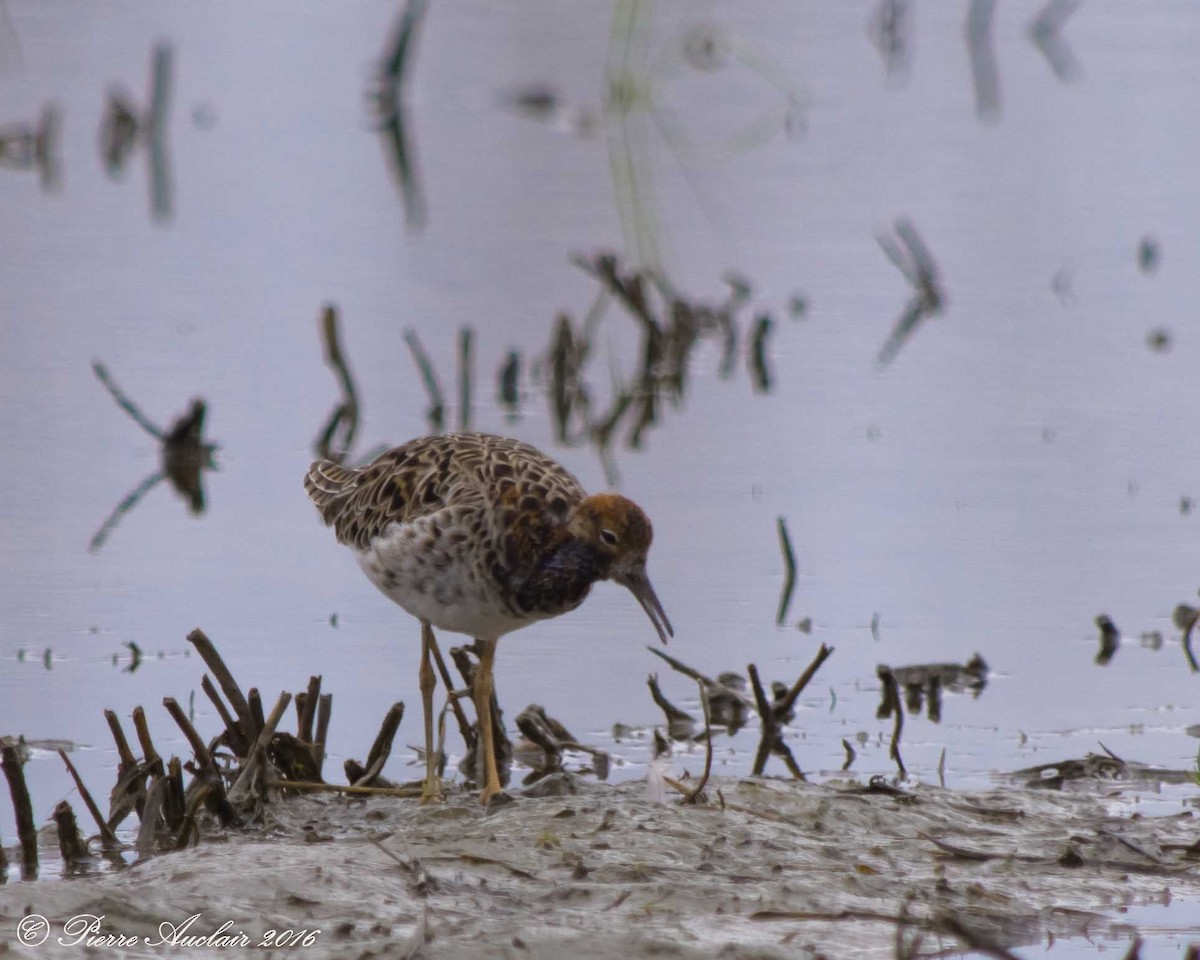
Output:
[304,433,586,553]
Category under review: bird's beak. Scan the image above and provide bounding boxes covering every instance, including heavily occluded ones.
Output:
[614,565,673,645]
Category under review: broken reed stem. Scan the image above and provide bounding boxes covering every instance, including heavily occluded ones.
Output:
[268,778,423,798]
[1,740,38,877]
[91,360,164,440]
[647,645,715,687]
[778,643,835,717]
[314,693,333,776]
[776,516,796,626]
[228,692,292,801]
[430,634,474,749]
[104,709,137,768]
[316,304,360,460]
[879,669,907,778]
[200,674,248,757]
[162,697,219,778]
[175,783,211,851]
[132,706,161,772]
[354,702,405,787]
[136,776,168,855]
[458,326,473,432]
[747,663,773,777]
[403,329,446,433]
[841,738,856,771]
[684,681,714,804]
[57,749,121,849]
[53,800,90,868]
[298,675,321,743]
[187,628,255,744]
[248,687,266,735]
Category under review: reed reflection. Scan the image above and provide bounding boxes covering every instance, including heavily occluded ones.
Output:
[368,0,429,232]
[0,103,60,192]
[876,217,944,368]
[99,43,173,223]
[89,362,217,553]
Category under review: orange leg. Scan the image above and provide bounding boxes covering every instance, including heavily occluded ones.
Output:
[473,636,503,804]
[419,623,444,803]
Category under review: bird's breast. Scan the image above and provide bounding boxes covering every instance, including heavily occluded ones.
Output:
[356,518,528,638]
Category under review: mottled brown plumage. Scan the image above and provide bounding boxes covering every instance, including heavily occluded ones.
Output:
[304,432,672,804]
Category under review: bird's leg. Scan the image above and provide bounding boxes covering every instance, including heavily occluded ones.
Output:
[473,636,503,804]
[419,622,444,803]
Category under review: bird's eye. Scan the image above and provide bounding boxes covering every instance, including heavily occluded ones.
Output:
[600,528,619,546]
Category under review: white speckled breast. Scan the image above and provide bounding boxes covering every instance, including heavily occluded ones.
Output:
[355,516,531,639]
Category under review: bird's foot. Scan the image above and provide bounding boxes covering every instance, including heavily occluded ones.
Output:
[478,786,514,808]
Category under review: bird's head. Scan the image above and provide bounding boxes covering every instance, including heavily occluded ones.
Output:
[568,493,673,644]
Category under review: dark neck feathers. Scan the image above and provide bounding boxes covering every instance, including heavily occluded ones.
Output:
[511,537,611,617]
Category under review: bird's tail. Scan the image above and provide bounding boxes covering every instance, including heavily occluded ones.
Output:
[304,459,360,526]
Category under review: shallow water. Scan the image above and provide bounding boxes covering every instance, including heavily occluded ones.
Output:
[2,0,1199,924]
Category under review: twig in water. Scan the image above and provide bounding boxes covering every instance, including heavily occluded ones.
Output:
[57,749,121,849]
[877,667,907,778]
[403,329,446,432]
[354,702,405,787]
[684,681,713,804]
[53,801,91,870]
[2,738,39,878]
[776,516,797,626]
[228,692,292,803]
[188,628,255,745]
[200,675,249,757]
[313,305,360,463]
[92,361,164,439]
[131,706,162,772]
[458,327,473,432]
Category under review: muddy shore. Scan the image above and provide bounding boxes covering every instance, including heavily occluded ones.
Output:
[3,776,1198,958]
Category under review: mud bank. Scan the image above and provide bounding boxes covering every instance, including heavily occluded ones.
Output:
[2,776,1197,959]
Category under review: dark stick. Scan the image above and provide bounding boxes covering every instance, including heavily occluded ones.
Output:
[57,749,121,848]
[131,706,161,772]
[294,692,308,734]
[684,682,714,804]
[429,634,473,749]
[747,664,774,776]
[314,693,333,776]
[315,305,360,462]
[515,706,563,775]
[1,740,38,878]
[647,645,716,687]
[403,329,446,433]
[53,801,91,869]
[187,629,255,744]
[136,776,167,855]
[162,697,219,779]
[92,360,164,439]
[355,702,405,786]
[200,675,248,757]
[164,757,186,831]
[879,668,907,778]
[775,516,797,626]
[229,692,292,802]
[104,708,137,768]
[775,643,835,717]
[248,687,265,737]
[458,326,473,432]
[647,674,695,740]
[298,676,321,742]
[88,470,166,553]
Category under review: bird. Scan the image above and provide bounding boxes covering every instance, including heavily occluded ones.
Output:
[304,432,673,804]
